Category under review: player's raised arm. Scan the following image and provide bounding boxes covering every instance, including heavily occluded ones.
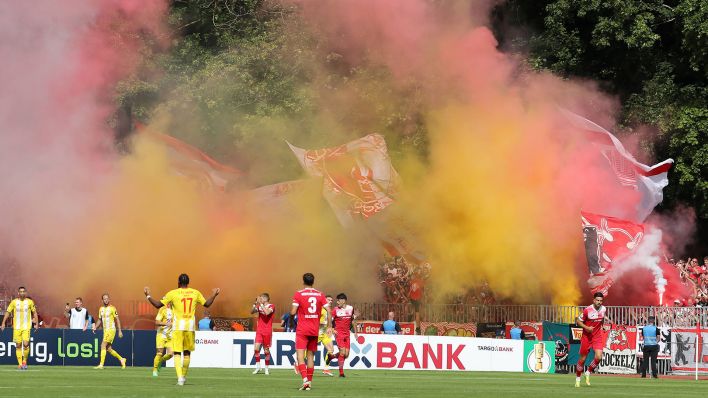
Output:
[144,287,164,309]
[204,288,221,308]
[251,297,260,314]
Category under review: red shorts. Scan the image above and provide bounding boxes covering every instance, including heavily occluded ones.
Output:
[336,333,351,350]
[255,332,272,348]
[295,334,318,352]
[580,333,604,355]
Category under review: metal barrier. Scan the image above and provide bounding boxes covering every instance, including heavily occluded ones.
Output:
[350,303,708,327]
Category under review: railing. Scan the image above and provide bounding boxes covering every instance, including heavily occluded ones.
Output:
[351,303,708,327]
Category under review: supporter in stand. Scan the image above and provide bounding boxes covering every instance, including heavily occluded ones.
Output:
[509,321,523,340]
[381,311,402,335]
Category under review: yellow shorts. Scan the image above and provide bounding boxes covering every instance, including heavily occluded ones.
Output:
[171,330,195,352]
[156,334,173,350]
[318,331,332,346]
[103,329,116,344]
[13,329,30,344]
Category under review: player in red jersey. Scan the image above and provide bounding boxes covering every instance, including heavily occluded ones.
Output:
[332,293,358,377]
[575,292,607,387]
[251,293,275,375]
[291,273,330,391]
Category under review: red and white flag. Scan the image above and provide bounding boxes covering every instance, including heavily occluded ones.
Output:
[563,110,673,221]
[288,133,399,226]
[141,131,241,191]
[581,211,645,295]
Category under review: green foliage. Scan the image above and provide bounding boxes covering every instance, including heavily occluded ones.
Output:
[494,0,708,247]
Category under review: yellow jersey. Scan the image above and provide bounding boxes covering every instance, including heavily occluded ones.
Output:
[7,298,35,330]
[160,288,206,331]
[98,305,118,331]
[156,306,174,339]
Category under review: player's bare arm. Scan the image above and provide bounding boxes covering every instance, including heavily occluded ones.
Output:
[204,288,221,308]
[0,310,9,331]
[250,297,260,314]
[32,306,38,331]
[262,302,274,315]
[93,317,102,333]
[577,318,593,333]
[116,314,123,338]
[325,306,333,336]
[143,287,165,309]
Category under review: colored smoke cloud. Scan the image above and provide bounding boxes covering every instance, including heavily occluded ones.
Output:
[0,0,689,321]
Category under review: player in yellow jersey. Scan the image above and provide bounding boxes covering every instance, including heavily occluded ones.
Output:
[318,295,336,376]
[152,302,174,377]
[1,286,38,370]
[144,273,220,386]
[91,293,126,369]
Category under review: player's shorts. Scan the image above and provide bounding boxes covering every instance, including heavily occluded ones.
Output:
[103,329,116,344]
[255,332,273,348]
[318,330,332,346]
[172,330,195,352]
[336,333,351,350]
[156,334,173,350]
[295,333,318,352]
[13,329,30,344]
[580,333,604,354]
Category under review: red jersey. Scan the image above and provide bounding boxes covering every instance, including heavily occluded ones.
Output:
[256,303,275,334]
[292,288,328,336]
[578,304,606,337]
[333,305,354,336]
[409,279,424,301]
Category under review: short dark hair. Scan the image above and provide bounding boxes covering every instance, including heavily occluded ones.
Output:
[336,293,347,300]
[326,294,333,299]
[18,286,26,291]
[261,293,270,301]
[76,297,83,302]
[303,273,315,286]
[593,292,604,299]
[178,273,190,287]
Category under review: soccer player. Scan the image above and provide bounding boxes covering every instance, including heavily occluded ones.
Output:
[92,293,127,369]
[318,295,336,376]
[251,293,274,375]
[144,273,220,386]
[1,286,38,370]
[332,293,358,377]
[152,301,174,377]
[575,292,606,387]
[291,272,330,391]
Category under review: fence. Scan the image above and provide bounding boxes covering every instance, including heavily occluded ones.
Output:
[351,303,708,327]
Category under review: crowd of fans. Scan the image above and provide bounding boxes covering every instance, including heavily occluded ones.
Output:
[671,256,708,306]
[377,255,497,307]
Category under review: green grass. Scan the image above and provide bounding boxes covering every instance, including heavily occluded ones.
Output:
[1,366,706,398]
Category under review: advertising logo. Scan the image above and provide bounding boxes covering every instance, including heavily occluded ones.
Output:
[523,340,555,373]
[349,335,372,368]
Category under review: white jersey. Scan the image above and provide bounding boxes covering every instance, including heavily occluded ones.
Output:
[69,307,89,329]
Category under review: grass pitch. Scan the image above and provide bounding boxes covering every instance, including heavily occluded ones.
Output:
[1,366,706,398]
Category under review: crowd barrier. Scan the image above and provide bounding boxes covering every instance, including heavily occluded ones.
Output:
[0,329,556,373]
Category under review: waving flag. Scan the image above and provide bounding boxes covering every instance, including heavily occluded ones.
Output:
[288,134,399,227]
[141,131,241,191]
[581,211,645,295]
[562,110,673,221]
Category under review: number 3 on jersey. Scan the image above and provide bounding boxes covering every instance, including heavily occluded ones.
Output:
[308,297,317,313]
[181,297,193,313]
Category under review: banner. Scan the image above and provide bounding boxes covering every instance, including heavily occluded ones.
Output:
[358,321,416,335]
[523,341,556,373]
[636,326,671,360]
[598,325,637,374]
[670,328,708,373]
[421,322,477,337]
[581,212,644,295]
[477,323,505,339]
[505,321,543,340]
[0,328,155,366]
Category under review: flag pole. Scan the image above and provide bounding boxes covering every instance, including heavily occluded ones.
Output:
[696,315,700,381]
